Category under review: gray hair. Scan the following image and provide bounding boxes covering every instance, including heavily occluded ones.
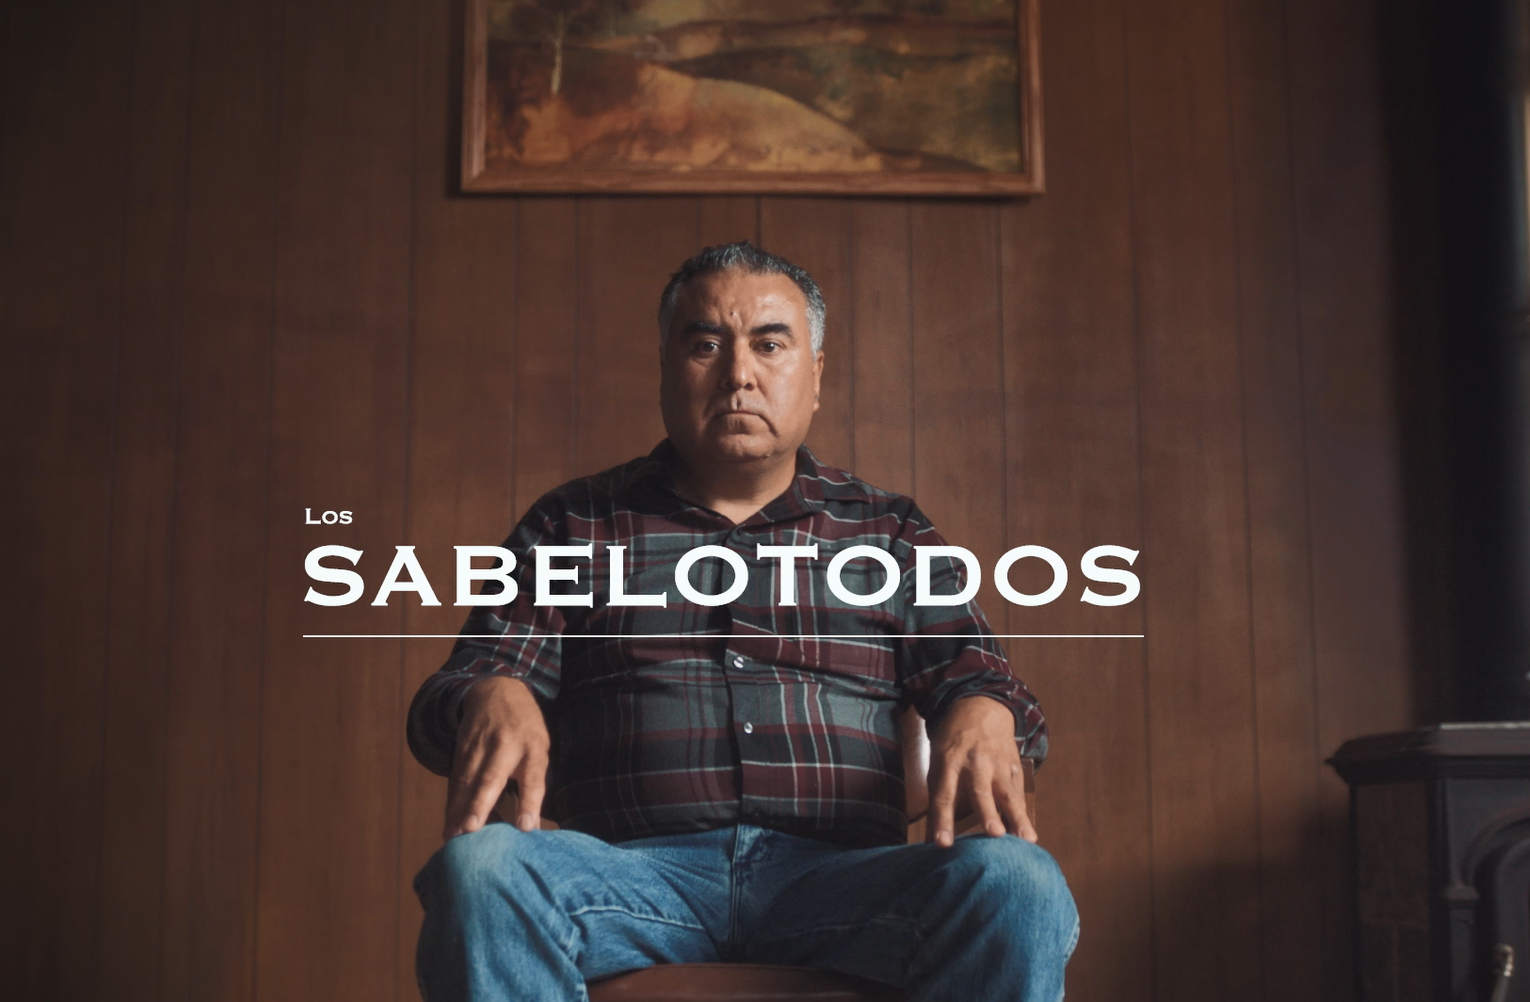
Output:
[657,241,826,357]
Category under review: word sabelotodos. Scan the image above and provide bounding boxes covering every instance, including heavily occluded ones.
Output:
[303,543,1140,609]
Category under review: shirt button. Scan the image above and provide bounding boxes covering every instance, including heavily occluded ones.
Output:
[743,721,754,734]
[732,656,744,668]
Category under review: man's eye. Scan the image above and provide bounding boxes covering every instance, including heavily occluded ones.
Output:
[696,340,720,354]
[758,341,781,353]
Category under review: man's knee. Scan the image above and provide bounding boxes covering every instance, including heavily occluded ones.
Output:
[940,836,1078,950]
[416,824,537,912]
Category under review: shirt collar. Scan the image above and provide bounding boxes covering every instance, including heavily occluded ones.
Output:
[625,437,866,525]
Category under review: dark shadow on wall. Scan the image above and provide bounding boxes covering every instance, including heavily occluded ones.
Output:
[1378,0,1453,727]
[1380,0,1530,727]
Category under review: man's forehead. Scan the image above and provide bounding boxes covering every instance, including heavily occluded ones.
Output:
[674,269,808,323]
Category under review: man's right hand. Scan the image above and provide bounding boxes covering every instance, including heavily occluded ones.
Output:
[443,675,550,840]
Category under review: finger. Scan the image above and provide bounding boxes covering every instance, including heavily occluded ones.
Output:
[1011,759,1039,842]
[513,751,549,831]
[445,738,513,839]
[459,755,514,837]
[926,760,959,847]
[1019,805,1038,843]
[968,769,1006,838]
[492,777,522,826]
[995,766,1035,841]
[443,739,488,839]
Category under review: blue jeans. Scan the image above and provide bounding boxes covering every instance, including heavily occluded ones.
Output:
[413,822,1080,1001]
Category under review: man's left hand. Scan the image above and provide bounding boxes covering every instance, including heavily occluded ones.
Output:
[925,695,1038,847]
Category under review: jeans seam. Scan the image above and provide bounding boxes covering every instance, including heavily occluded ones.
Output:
[727,825,743,959]
[564,921,590,1002]
[566,904,707,932]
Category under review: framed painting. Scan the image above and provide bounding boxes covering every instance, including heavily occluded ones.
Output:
[461,0,1044,196]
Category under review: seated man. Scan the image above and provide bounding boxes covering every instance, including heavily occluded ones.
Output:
[406,241,1079,1001]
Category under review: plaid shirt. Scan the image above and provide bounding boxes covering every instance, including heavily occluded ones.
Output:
[406,439,1047,849]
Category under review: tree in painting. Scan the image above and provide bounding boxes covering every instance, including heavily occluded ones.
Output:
[505,0,632,94]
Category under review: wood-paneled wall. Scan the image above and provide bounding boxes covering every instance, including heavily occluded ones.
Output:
[0,0,1423,999]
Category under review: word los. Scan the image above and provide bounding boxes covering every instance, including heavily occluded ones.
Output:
[305,509,354,525]
[303,543,1140,609]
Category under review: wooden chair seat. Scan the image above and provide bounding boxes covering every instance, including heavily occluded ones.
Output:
[586,963,903,1001]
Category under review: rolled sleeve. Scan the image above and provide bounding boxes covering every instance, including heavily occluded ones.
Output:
[893,508,1049,767]
[404,504,567,777]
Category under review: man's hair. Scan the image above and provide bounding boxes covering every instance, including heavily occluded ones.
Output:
[657,241,826,356]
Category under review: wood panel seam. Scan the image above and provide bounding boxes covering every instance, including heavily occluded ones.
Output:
[250,2,291,997]
[1115,0,1160,995]
[1217,2,1272,999]
[94,0,147,995]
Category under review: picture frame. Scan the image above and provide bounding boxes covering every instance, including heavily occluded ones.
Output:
[461,0,1044,196]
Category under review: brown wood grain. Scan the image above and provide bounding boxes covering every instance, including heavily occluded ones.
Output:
[996,0,1151,996]
[459,0,487,185]
[1286,0,1415,998]
[396,0,524,992]
[1123,0,1265,997]
[465,166,1047,198]
[0,1,135,998]
[253,0,416,998]
[1223,1,1328,999]
[512,197,582,515]
[576,198,697,473]
[909,202,1011,634]
[0,0,1426,999]
[847,201,915,501]
[759,198,855,470]
[697,197,760,249]
[96,0,195,998]
[1017,0,1046,193]
[157,2,281,999]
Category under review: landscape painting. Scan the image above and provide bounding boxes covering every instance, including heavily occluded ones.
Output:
[461,0,1043,195]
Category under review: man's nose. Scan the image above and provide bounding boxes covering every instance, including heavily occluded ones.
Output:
[721,344,756,389]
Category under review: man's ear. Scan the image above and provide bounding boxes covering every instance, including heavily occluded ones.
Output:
[813,350,825,410]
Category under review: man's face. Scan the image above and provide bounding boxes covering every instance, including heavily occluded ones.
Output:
[660,268,824,472]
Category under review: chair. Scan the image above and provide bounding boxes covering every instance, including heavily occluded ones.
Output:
[579,708,1039,1002]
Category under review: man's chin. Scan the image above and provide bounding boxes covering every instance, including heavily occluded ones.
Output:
[701,436,783,465]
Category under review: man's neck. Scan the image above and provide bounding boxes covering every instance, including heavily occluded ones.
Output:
[670,450,799,525]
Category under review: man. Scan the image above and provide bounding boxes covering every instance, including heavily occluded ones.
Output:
[407,242,1079,1001]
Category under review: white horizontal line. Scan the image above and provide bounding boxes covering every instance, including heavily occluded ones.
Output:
[301,633,1146,639]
